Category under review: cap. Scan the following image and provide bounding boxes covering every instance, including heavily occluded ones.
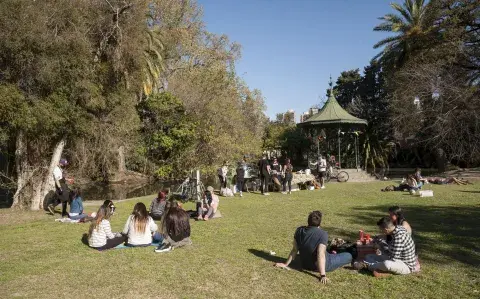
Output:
[59,158,68,166]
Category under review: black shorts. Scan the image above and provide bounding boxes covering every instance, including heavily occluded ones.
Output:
[318,171,326,178]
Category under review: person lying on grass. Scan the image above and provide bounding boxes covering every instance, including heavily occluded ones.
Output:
[274,211,353,284]
[197,186,219,221]
[354,216,416,277]
[122,202,162,247]
[88,205,126,250]
[156,200,192,253]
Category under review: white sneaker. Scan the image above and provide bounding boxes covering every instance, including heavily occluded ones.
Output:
[321,186,325,189]
[263,193,270,196]
[155,244,173,253]
[240,192,243,197]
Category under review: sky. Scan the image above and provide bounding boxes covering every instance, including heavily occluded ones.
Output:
[198,0,393,120]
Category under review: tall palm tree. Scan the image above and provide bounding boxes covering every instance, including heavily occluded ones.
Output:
[142,30,164,96]
[373,0,430,69]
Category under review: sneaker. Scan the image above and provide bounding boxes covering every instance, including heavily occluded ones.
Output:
[353,261,367,270]
[47,204,55,215]
[263,193,270,196]
[240,192,243,197]
[155,244,173,253]
[281,192,287,195]
[321,186,326,189]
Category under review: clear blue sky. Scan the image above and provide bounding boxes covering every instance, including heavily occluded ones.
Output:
[198,0,392,120]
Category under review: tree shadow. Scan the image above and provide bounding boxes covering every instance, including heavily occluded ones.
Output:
[247,249,318,279]
[458,191,480,194]
[338,204,480,267]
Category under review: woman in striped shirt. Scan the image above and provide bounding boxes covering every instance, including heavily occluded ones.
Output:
[88,205,126,250]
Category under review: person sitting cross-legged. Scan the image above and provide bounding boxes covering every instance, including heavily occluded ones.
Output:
[274,211,352,284]
[197,186,219,221]
[354,216,416,277]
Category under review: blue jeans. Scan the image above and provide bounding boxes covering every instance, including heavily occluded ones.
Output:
[325,252,352,272]
[69,214,87,220]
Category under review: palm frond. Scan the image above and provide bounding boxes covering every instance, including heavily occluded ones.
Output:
[373,36,401,49]
[391,3,413,24]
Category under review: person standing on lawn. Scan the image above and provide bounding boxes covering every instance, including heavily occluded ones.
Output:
[217,161,228,189]
[282,158,294,194]
[354,216,416,277]
[236,161,245,197]
[48,158,72,217]
[274,211,352,284]
[258,155,271,195]
[317,154,327,189]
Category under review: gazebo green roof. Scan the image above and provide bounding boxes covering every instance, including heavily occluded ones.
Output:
[298,92,367,126]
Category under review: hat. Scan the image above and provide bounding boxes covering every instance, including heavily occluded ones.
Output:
[206,186,214,193]
[59,158,68,166]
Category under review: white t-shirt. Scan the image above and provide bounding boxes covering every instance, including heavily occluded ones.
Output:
[122,215,158,246]
[53,166,63,181]
[319,158,327,172]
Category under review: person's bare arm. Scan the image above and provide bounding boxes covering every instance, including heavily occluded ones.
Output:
[403,221,412,235]
[54,176,62,190]
[275,240,297,268]
[318,244,329,284]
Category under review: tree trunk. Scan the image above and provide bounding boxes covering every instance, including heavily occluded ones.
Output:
[434,147,447,173]
[30,138,66,210]
[111,145,126,183]
[11,131,27,209]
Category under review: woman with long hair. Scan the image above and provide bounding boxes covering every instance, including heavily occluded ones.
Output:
[388,206,412,234]
[155,200,191,253]
[88,205,126,250]
[122,202,160,247]
[282,158,294,194]
[149,191,167,220]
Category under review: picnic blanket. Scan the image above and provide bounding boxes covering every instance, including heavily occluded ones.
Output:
[292,173,316,185]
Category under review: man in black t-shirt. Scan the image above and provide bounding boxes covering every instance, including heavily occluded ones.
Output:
[275,211,352,284]
[257,155,271,195]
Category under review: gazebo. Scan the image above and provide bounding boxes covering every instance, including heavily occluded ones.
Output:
[297,89,367,169]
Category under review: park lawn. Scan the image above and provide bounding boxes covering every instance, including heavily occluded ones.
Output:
[0,182,479,299]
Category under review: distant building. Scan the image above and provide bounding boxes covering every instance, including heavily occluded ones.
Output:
[299,107,321,123]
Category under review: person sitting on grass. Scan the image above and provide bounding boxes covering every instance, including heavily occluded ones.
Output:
[197,186,219,221]
[150,191,167,220]
[122,202,162,247]
[102,200,116,215]
[155,200,192,253]
[354,216,416,277]
[274,211,352,284]
[388,206,412,235]
[68,187,88,221]
[88,205,126,250]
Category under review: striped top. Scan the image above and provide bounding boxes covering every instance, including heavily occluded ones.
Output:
[88,219,115,248]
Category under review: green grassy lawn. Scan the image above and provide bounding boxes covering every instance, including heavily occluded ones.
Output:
[1,182,479,299]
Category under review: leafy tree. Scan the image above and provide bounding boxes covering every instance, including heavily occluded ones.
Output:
[331,69,361,108]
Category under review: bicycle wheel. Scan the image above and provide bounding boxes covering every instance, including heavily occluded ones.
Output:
[336,171,349,182]
[325,172,332,182]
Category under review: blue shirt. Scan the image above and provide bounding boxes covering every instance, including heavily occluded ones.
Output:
[70,196,84,214]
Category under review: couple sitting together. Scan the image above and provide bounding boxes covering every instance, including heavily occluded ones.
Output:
[87,199,191,253]
[275,207,416,283]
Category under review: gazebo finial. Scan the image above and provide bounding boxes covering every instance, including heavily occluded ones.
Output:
[329,75,333,96]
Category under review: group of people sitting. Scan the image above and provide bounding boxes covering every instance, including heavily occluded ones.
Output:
[382,168,427,193]
[275,206,417,282]
[86,184,220,252]
[87,192,192,252]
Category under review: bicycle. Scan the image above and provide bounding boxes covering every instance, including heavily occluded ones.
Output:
[325,166,349,183]
[173,176,206,203]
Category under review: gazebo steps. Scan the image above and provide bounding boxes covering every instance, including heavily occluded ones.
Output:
[337,169,377,182]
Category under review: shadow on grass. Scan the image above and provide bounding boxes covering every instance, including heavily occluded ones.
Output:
[339,204,480,267]
[248,249,318,279]
[458,191,480,194]
[81,233,89,246]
